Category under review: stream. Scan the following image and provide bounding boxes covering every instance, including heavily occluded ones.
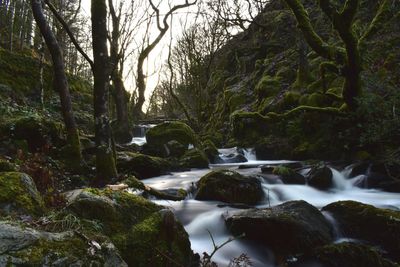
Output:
[131,131,400,266]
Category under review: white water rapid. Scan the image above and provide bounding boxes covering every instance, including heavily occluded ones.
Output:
[141,148,400,266]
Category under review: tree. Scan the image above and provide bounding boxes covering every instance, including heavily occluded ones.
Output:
[31,0,82,169]
[283,0,362,110]
[131,0,197,119]
[91,0,117,185]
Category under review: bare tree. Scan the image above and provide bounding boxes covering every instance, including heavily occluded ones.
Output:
[131,0,197,119]
[31,0,82,169]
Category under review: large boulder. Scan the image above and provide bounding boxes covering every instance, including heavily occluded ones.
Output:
[307,164,333,190]
[67,189,195,267]
[180,148,209,169]
[145,121,199,150]
[0,221,127,266]
[195,170,264,204]
[224,200,333,256]
[118,152,171,179]
[291,242,399,267]
[0,172,44,216]
[322,201,400,261]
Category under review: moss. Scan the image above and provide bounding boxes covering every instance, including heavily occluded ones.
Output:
[255,75,281,99]
[226,91,247,113]
[146,121,199,149]
[0,172,45,216]
[202,139,219,160]
[272,165,294,176]
[0,159,17,172]
[180,148,209,169]
[306,242,399,267]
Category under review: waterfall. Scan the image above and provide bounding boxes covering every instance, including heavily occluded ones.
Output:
[243,148,257,161]
[322,211,342,239]
[330,167,353,190]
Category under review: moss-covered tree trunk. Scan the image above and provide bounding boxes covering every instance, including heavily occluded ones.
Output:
[283,0,362,110]
[91,0,117,185]
[31,0,82,169]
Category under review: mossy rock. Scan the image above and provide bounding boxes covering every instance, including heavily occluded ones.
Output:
[121,210,193,267]
[254,136,292,160]
[180,148,209,169]
[5,115,64,151]
[294,242,399,267]
[255,75,281,99]
[145,121,199,150]
[322,201,400,261]
[196,170,263,204]
[0,221,127,266]
[0,159,17,172]
[225,200,333,257]
[67,189,194,267]
[0,172,45,216]
[166,140,187,158]
[118,152,171,179]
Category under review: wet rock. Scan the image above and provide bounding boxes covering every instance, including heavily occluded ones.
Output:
[180,148,209,169]
[117,152,171,179]
[214,153,247,164]
[0,221,127,266]
[0,172,45,216]
[203,139,219,162]
[254,136,292,160]
[195,170,263,204]
[291,242,399,267]
[322,201,400,261]
[273,165,306,185]
[224,200,333,256]
[307,164,333,190]
[166,140,187,158]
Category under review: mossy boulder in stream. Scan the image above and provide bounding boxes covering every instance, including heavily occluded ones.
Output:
[117,152,171,179]
[292,242,399,267]
[67,189,194,267]
[273,165,306,185]
[0,172,45,216]
[196,170,263,204]
[180,148,209,169]
[0,221,127,266]
[322,201,400,261]
[224,200,333,257]
[146,121,199,151]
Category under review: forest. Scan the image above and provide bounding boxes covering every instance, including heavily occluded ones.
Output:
[0,0,399,266]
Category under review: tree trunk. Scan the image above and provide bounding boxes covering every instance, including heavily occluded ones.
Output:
[91,0,117,185]
[31,0,82,169]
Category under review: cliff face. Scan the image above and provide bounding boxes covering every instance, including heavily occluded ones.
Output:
[204,0,400,160]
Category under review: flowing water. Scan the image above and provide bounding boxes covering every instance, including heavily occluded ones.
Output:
[140,147,400,266]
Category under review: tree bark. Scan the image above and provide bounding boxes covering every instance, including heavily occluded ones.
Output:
[91,0,117,185]
[31,0,82,169]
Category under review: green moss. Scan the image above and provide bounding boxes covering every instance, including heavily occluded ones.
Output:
[118,152,171,179]
[272,165,294,176]
[202,139,219,160]
[0,159,17,172]
[0,172,45,216]
[255,75,281,99]
[180,148,209,169]
[146,121,199,148]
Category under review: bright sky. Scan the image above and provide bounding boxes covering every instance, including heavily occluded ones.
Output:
[80,0,200,110]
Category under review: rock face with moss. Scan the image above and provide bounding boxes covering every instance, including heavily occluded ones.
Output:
[292,242,399,267]
[0,172,45,216]
[225,200,333,256]
[145,121,199,157]
[67,189,195,266]
[118,152,171,179]
[180,148,209,169]
[322,201,400,261]
[0,221,127,266]
[195,169,263,204]
[307,164,333,190]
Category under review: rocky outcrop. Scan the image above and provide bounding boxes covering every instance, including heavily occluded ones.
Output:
[0,172,45,216]
[118,152,171,179]
[195,169,263,204]
[225,200,333,256]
